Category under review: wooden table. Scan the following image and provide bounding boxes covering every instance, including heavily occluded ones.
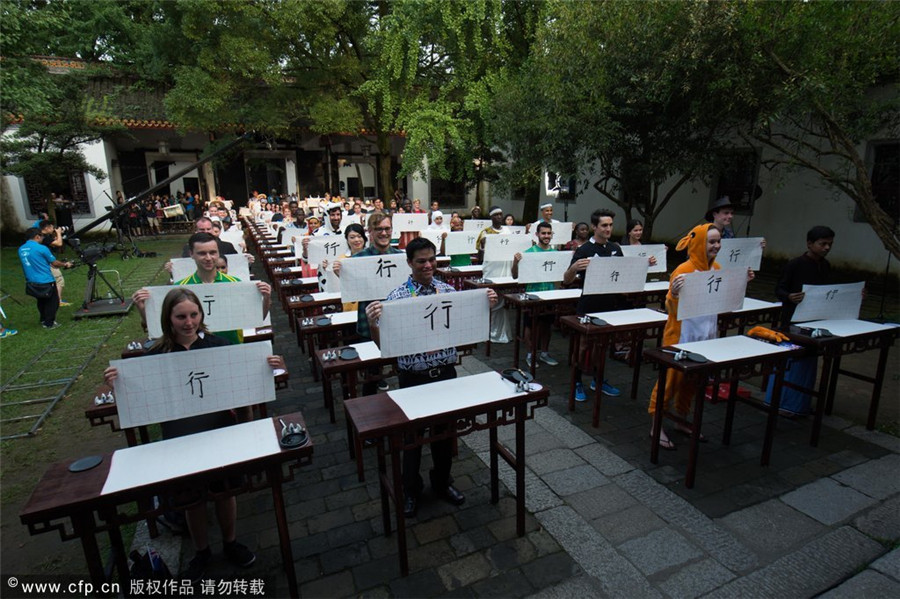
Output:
[718,298,781,337]
[784,319,899,445]
[644,336,804,488]
[286,291,342,333]
[344,372,548,576]
[436,264,483,290]
[297,310,359,380]
[504,289,582,375]
[21,413,313,598]
[560,309,668,426]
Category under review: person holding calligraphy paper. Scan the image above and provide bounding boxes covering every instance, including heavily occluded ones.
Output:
[365,238,499,518]
[647,223,754,450]
[476,206,514,343]
[765,225,837,416]
[512,221,560,367]
[564,209,657,400]
[320,223,368,312]
[104,288,285,583]
[352,212,405,393]
[133,233,271,345]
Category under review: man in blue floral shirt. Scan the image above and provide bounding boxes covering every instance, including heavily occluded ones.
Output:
[366,237,497,518]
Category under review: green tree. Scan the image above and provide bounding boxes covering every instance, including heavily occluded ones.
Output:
[494,0,747,237]
[730,1,900,258]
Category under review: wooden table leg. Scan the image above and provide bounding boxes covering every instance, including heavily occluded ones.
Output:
[592,336,609,428]
[391,438,409,576]
[489,412,499,504]
[866,342,891,430]
[72,512,107,590]
[650,366,668,464]
[761,366,783,466]
[567,332,581,412]
[512,305,522,369]
[267,465,299,599]
[824,353,842,415]
[810,351,834,447]
[684,382,707,489]
[515,403,526,537]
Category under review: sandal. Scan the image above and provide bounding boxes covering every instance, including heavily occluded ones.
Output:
[650,431,676,451]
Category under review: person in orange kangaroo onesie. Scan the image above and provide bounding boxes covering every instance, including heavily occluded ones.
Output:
[647,223,752,450]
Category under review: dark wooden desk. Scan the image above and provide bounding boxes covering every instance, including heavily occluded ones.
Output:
[344,372,548,577]
[21,414,313,598]
[560,309,667,426]
[784,319,899,445]
[645,336,804,489]
[435,265,482,290]
[286,291,343,333]
[504,289,582,375]
[297,311,359,380]
[718,298,781,337]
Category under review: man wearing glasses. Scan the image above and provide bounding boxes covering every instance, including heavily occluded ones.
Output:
[353,212,404,393]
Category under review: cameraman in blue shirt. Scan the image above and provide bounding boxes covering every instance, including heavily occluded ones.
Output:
[18,228,72,328]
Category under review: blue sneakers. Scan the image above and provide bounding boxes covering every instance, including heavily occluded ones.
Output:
[574,382,587,402]
[601,380,621,397]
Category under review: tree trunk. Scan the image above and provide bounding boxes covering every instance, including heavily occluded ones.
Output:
[376,131,393,202]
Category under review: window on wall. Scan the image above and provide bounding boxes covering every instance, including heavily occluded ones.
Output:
[855,141,899,223]
[713,149,762,215]
[429,177,467,208]
[23,171,92,217]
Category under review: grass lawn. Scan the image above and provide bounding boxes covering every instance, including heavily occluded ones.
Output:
[0,235,187,575]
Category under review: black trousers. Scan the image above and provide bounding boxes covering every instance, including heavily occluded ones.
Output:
[35,284,60,327]
[398,365,457,497]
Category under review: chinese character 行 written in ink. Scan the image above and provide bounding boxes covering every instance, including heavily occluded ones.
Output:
[706,274,723,293]
[376,257,398,278]
[424,300,453,330]
[185,370,210,398]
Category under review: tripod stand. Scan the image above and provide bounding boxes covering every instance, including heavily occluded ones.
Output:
[81,260,126,309]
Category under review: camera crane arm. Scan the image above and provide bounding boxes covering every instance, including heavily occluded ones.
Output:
[65,133,250,249]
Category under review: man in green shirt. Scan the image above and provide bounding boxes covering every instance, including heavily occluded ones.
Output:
[511,222,559,367]
[134,233,271,344]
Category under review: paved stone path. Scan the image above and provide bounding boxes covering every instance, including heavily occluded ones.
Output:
[162,272,899,598]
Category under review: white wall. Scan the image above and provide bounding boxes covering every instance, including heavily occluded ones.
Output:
[489,150,897,276]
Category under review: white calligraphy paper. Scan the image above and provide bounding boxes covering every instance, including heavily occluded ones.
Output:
[508,226,527,235]
[219,229,245,251]
[517,251,573,284]
[302,236,348,268]
[339,254,412,302]
[718,238,764,271]
[620,244,667,274]
[791,281,864,322]
[171,257,197,282]
[225,253,251,281]
[393,213,429,232]
[144,282,265,338]
[162,204,184,218]
[674,335,792,363]
[109,342,276,429]
[463,218,492,232]
[378,289,490,358]
[444,231,480,256]
[388,372,523,420]
[483,234,533,262]
[795,319,898,337]
[676,268,747,321]
[583,256,648,295]
[102,418,281,495]
[550,222,574,246]
[419,229,447,254]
